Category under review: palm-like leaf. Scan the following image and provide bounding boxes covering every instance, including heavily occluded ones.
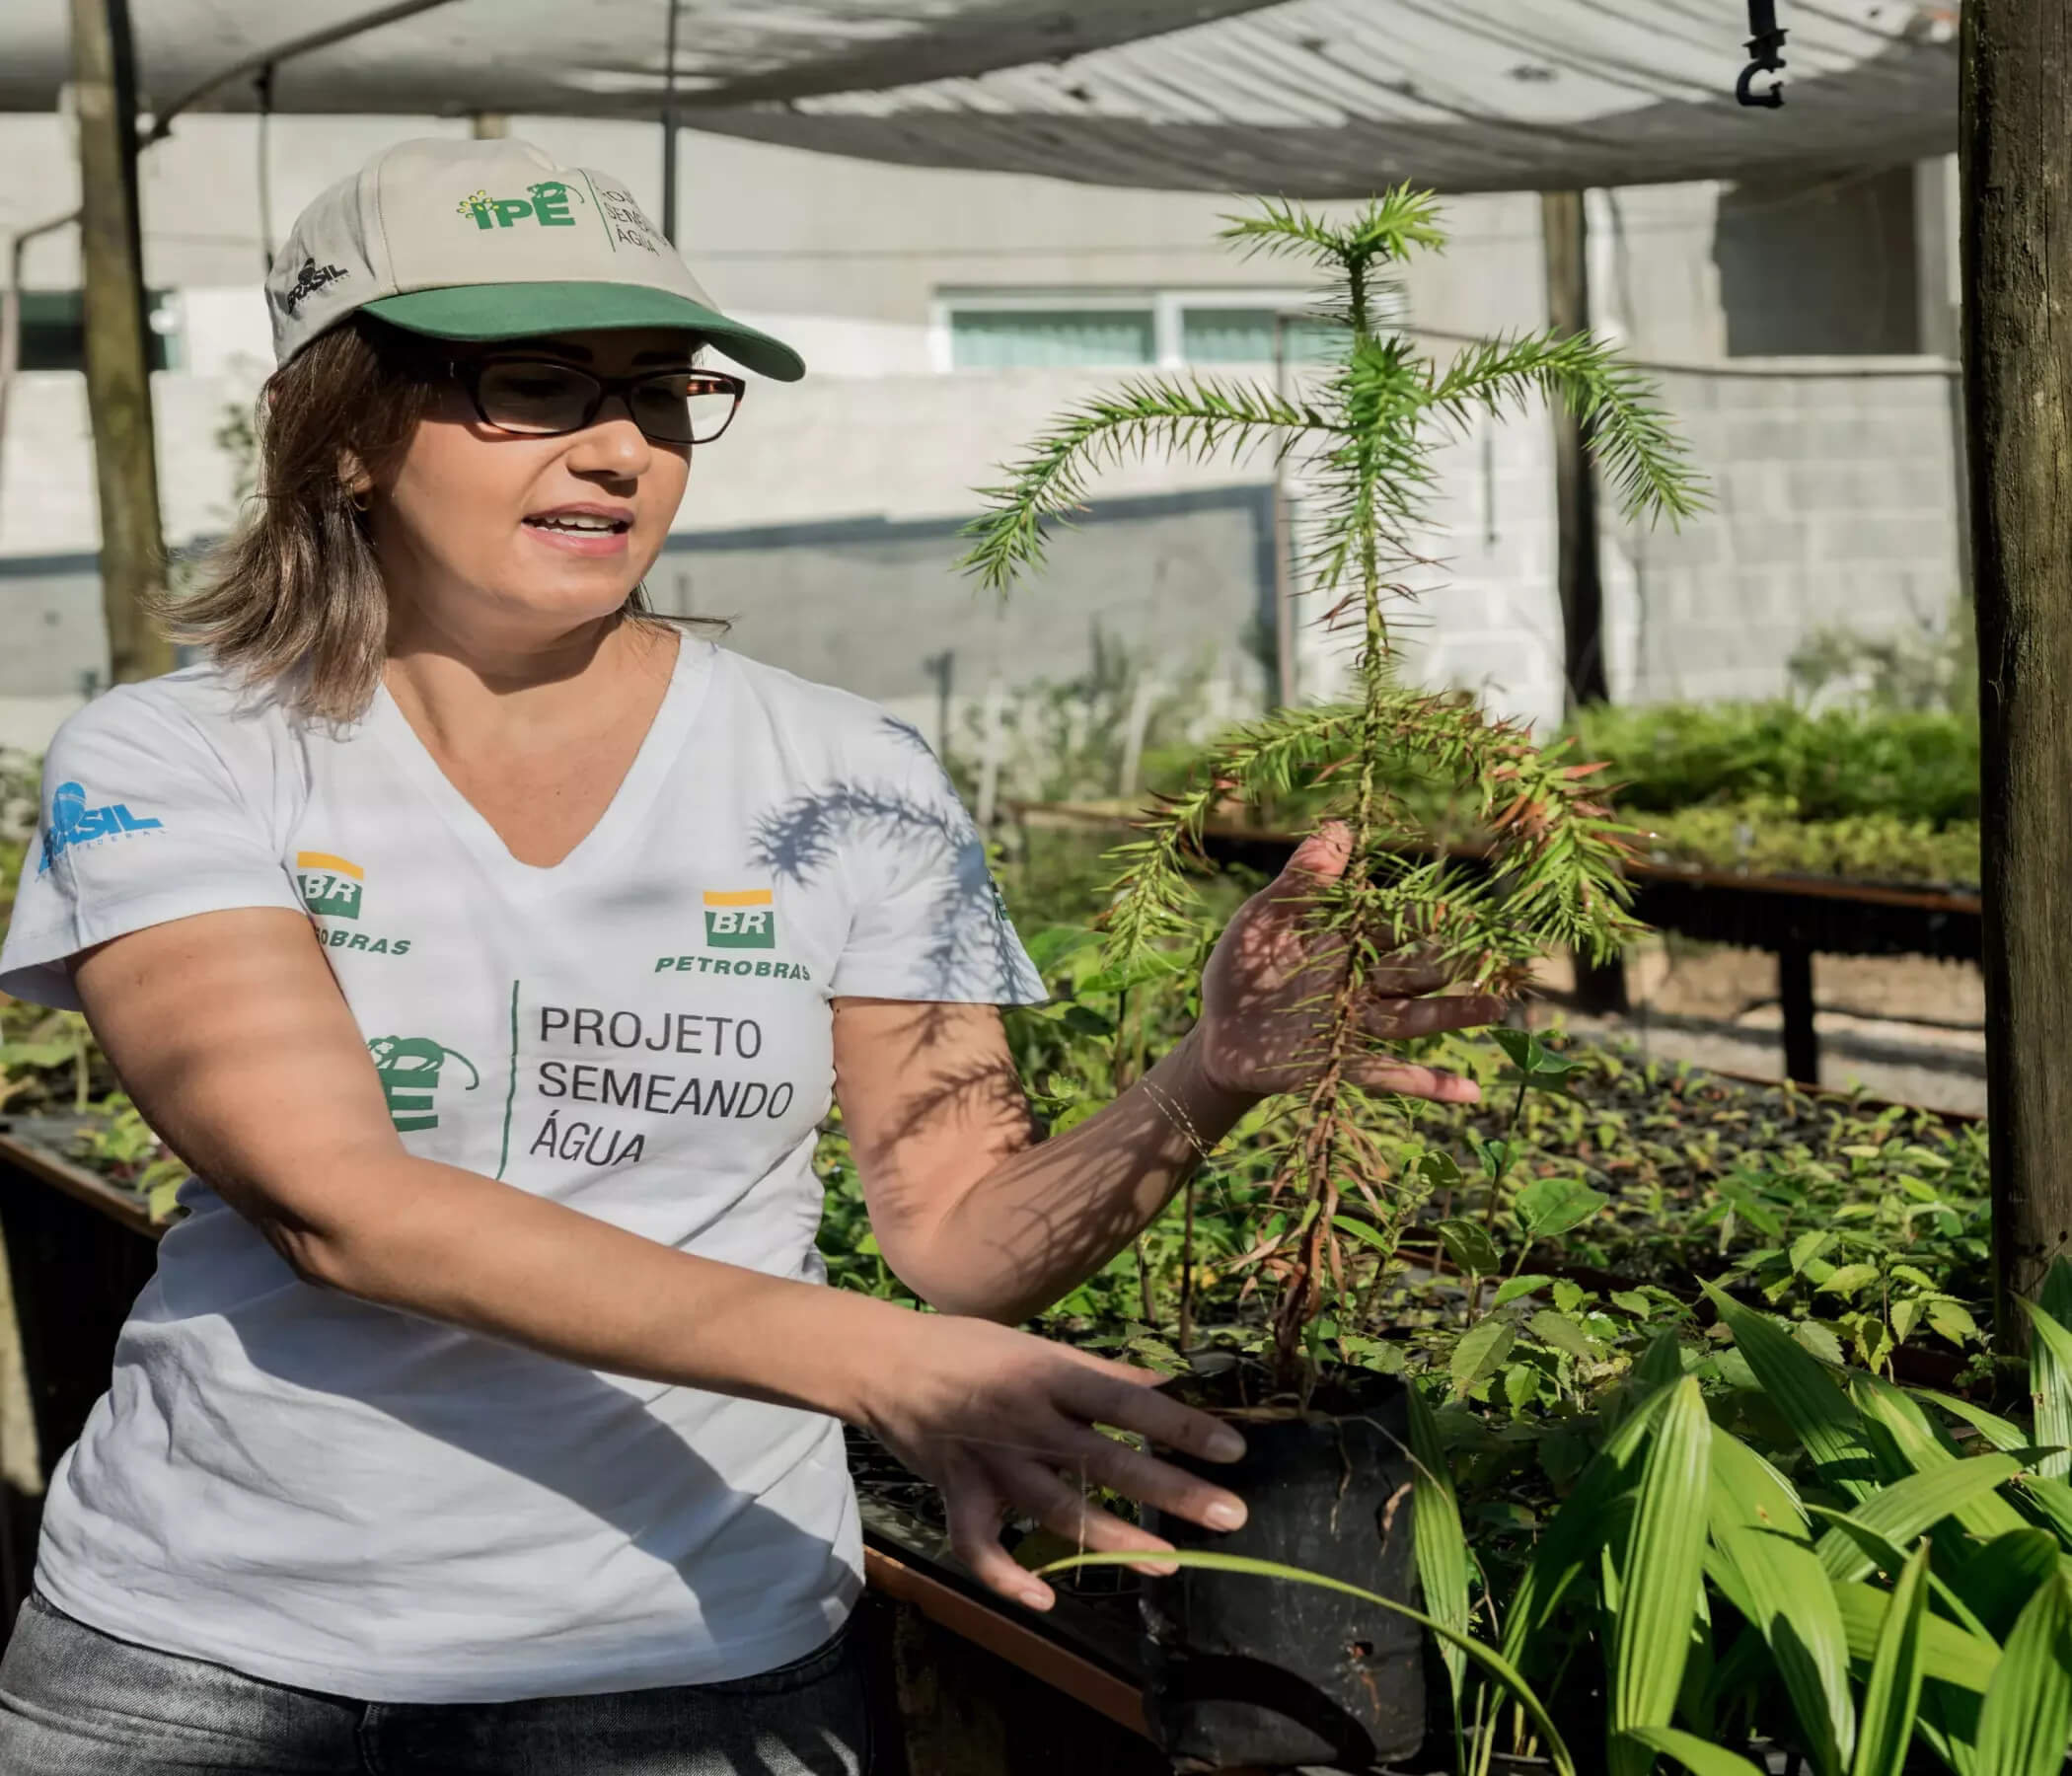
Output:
[961,373,1330,595]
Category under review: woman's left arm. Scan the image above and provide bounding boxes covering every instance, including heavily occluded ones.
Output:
[835,824,1506,1323]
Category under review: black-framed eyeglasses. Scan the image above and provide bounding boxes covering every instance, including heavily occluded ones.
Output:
[450,356,746,446]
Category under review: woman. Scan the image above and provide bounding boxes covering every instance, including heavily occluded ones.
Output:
[0,137,1499,1774]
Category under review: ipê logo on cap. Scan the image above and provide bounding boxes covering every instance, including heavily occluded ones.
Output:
[456,180,588,232]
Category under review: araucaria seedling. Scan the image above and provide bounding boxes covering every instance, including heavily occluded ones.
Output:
[963,191,1703,1382]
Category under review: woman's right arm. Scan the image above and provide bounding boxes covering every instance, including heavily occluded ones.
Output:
[73,907,1248,1608]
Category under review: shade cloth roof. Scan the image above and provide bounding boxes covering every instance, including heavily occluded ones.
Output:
[0,0,1960,193]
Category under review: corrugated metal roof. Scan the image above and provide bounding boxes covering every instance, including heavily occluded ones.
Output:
[0,0,1958,192]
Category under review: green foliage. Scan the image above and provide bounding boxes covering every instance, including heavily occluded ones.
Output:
[1632,800,1979,888]
[1572,702,1979,828]
[71,1094,188,1221]
[1164,700,1986,886]
[960,190,1700,1374]
[1039,1279,2072,1775]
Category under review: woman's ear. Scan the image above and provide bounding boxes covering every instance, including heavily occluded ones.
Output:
[337,449,372,504]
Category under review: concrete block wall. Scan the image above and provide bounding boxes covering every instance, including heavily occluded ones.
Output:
[1611,365,1964,706]
[0,352,1966,755]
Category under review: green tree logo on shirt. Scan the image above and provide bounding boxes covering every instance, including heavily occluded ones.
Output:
[367,1036,479,1133]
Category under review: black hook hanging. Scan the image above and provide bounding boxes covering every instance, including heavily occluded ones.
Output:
[1738,0,1787,108]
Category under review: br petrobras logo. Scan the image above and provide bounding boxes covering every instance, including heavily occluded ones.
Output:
[704,888,776,950]
[38,780,164,874]
[296,851,363,919]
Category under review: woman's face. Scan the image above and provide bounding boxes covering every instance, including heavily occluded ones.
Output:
[370,327,698,643]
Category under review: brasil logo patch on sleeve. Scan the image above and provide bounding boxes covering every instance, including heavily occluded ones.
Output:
[704,888,776,950]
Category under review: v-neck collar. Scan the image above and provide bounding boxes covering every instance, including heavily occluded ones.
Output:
[365,634,714,890]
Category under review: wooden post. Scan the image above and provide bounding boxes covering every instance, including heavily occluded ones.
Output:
[1777,938,1819,1087]
[660,0,683,245]
[69,0,174,686]
[1541,188,1606,712]
[1963,1,2072,1349]
[1543,190,1626,1013]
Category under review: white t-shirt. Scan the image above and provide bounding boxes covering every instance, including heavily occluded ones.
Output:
[0,636,1043,1702]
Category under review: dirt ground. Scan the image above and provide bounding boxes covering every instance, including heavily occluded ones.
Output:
[1528,941,1988,1117]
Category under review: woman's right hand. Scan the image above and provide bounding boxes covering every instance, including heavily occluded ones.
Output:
[854,1310,1248,1610]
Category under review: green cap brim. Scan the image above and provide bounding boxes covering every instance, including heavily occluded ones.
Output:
[361,281,805,382]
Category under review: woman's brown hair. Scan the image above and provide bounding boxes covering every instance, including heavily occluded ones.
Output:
[151,313,697,722]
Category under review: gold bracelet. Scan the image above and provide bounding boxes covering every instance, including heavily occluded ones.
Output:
[1140,1076,1218,1163]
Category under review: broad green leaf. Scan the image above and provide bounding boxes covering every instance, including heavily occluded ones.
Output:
[1023,925,1100,973]
[1503,1360,1540,1410]
[1437,1218,1501,1276]
[1719,1525,1856,1776]
[1852,1540,1931,1776]
[1820,1263,1883,1297]
[1618,1727,1766,1776]
[1404,1382,1469,1708]
[2014,1475,2072,1552]
[1608,1377,1713,1776]
[1491,1027,1575,1084]
[1036,1548,1576,1776]
[1061,1003,1116,1037]
[1516,1175,1608,1239]
[1079,948,1189,994]
[1836,1580,2000,1695]
[1814,1457,2026,1583]
[1917,1683,1982,1776]
[1912,1389,2032,1456]
[1717,1183,1784,1238]
[1529,1309,1599,1363]
[1503,1387,1670,1663]
[1809,1510,1998,1645]
[1891,1297,1922,1346]
[1709,1426,1809,1539]
[1493,1273,1553,1309]
[1636,1327,1686,1392]
[1793,1229,1839,1273]
[1611,1289,1654,1317]
[1951,1530,2061,1644]
[1417,1148,1462,1191]
[1704,1284,1879,1503]
[2017,1300,2072,1484]
[2038,1256,2072,1333]
[1491,1026,1541,1070]
[1795,1320,1848,1367]
[1928,1298,1980,1348]
[1450,1316,1517,1396]
[1330,1214,1395,1257]
[1972,1571,2072,1776]
[0,1038,75,1068]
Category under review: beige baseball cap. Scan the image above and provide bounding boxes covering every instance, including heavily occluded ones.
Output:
[264,136,804,381]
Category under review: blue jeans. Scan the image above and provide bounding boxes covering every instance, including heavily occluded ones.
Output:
[0,1591,871,1774]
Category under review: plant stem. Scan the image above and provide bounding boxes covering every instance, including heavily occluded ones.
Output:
[1178,1179,1197,1351]
[1481,1073,1530,1231]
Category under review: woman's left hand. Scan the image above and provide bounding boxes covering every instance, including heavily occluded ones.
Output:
[1192,820,1506,1105]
